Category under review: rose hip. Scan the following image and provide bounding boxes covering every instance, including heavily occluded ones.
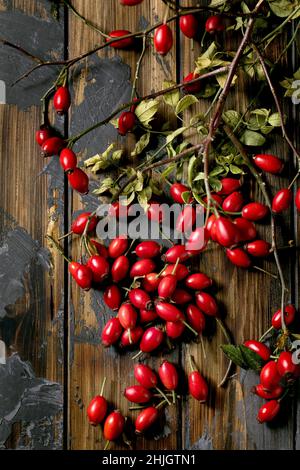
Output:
[272,304,296,329]
[260,361,281,391]
[257,400,280,423]
[161,263,189,281]
[217,178,242,195]
[118,303,137,330]
[154,24,173,55]
[186,227,208,253]
[135,241,161,259]
[155,301,182,322]
[35,125,52,146]
[205,15,225,33]
[120,326,143,347]
[195,292,218,317]
[101,317,123,347]
[69,262,93,290]
[272,188,292,214]
[158,361,178,390]
[296,188,300,212]
[171,288,192,305]
[124,385,152,403]
[245,240,271,257]
[87,395,108,425]
[146,201,165,223]
[87,255,109,283]
[128,288,152,310]
[41,136,65,157]
[179,14,198,39]
[135,406,159,434]
[214,216,239,247]
[140,327,164,353]
[130,259,156,278]
[134,364,158,389]
[107,29,134,49]
[233,217,257,242]
[166,320,185,339]
[118,111,136,135]
[226,248,252,268]
[252,383,284,400]
[103,410,125,441]
[242,202,269,221]
[176,206,196,233]
[163,244,190,263]
[103,285,122,311]
[244,340,271,361]
[71,212,98,235]
[111,255,130,282]
[170,183,192,204]
[53,86,71,114]
[59,148,77,173]
[139,309,158,324]
[108,235,128,258]
[183,72,201,94]
[186,304,206,334]
[253,154,284,174]
[68,168,89,194]
[185,273,212,290]
[158,274,177,300]
[142,273,160,292]
[277,351,299,377]
[222,191,244,213]
[120,0,143,4]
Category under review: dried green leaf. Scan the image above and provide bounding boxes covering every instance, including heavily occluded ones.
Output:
[222,110,241,129]
[131,133,151,157]
[175,95,198,115]
[268,112,282,127]
[220,344,248,369]
[163,80,180,107]
[166,126,188,144]
[229,164,244,175]
[240,130,266,146]
[135,99,159,126]
[239,345,264,371]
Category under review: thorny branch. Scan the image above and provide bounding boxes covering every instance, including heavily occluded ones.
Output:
[201,0,265,224]
[223,124,288,334]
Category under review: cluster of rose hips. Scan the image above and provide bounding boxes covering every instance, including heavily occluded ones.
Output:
[166,153,300,271]
[243,304,299,423]
[87,359,208,445]
[87,378,127,449]
[35,86,89,194]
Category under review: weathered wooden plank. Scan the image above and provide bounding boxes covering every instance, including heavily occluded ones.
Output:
[180,0,295,450]
[67,0,180,450]
[0,0,65,450]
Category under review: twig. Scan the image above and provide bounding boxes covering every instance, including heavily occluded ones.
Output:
[252,43,300,178]
[201,0,265,223]
[0,37,44,63]
[131,33,147,100]
[112,143,204,201]
[223,124,287,333]
[68,66,229,146]
[161,0,264,18]
[61,0,110,38]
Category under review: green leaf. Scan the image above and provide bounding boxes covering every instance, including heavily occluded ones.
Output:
[209,177,222,192]
[135,99,159,126]
[175,95,198,115]
[239,345,264,371]
[222,110,241,129]
[229,164,244,175]
[131,133,151,157]
[137,187,152,212]
[110,118,119,128]
[163,80,180,107]
[220,344,248,369]
[240,130,266,146]
[166,126,188,144]
[161,164,176,178]
[209,166,224,177]
[268,0,300,18]
[93,177,115,195]
[84,143,123,172]
[216,72,237,89]
[268,112,282,127]
[188,155,198,188]
[193,172,205,182]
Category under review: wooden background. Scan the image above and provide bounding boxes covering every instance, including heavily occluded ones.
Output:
[0,0,299,450]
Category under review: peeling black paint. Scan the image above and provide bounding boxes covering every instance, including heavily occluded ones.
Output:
[0,221,51,320]
[0,0,64,108]
[0,354,63,449]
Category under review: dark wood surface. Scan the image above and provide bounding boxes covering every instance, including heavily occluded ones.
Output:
[0,0,299,450]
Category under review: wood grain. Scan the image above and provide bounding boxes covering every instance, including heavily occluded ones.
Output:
[0,0,65,449]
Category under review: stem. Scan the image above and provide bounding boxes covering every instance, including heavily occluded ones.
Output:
[172,390,176,404]
[182,320,198,336]
[156,399,167,409]
[223,124,288,333]
[253,266,278,279]
[104,440,110,451]
[0,37,43,63]
[155,387,172,406]
[131,33,147,101]
[62,0,110,38]
[100,376,107,396]
[216,318,233,388]
[259,326,274,342]
[58,230,73,240]
[45,235,71,263]
[131,350,143,360]
[252,43,300,182]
